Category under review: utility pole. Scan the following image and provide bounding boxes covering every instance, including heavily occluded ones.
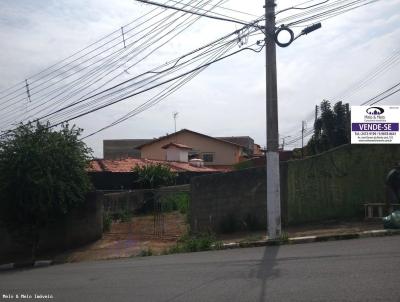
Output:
[173,111,178,133]
[265,0,281,239]
[281,135,291,150]
[301,121,306,158]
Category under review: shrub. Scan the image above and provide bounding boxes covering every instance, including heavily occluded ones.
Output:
[133,164,176,189]
[0,122,92,259]
[161,192,190,214]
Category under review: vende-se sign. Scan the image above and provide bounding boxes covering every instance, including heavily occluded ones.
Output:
[351,106,400,144]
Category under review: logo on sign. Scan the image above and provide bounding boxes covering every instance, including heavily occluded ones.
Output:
[366,107,384,115]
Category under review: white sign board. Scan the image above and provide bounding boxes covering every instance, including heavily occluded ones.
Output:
[351,106,400,144]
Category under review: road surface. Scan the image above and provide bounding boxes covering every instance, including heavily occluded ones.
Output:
[1,236,399,301]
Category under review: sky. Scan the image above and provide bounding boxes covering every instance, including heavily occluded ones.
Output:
[0,0,399,157]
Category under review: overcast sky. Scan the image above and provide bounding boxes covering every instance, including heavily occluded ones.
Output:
[0,0,399,157]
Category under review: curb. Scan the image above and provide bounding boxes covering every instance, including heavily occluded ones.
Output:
[221,229,400,250]
[0,260,53,272]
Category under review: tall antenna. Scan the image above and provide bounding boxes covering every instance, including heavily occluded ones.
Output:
[173,111,178,133]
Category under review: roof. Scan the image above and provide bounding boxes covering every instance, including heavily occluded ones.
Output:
[216,136,254,148]
[103,139,153,160]
[162,142,192,150]
[88,158,222,173]
[136,129,244,149]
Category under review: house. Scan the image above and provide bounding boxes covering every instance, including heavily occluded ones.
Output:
[216,136,255,156]
[88,156,221,190]
[136,129,247,168]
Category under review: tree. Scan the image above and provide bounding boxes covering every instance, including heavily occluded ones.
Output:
[0,122,92,259]
[306,100,351,155]
[133,164,176,189]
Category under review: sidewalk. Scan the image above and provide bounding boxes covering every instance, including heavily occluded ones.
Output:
[2,219,399,270]
[218,220,384,243]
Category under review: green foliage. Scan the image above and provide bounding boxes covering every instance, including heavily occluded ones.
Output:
[161,192,190,214]
[0,122,92,257]
[133,164,176,189]
[306,100,351,156]
[103,212,112,233]
[233,160,254,171]
[165,233,222,254]
[279,232,289,242]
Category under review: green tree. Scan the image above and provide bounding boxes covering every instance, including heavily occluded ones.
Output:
[306,100,351,155]
[133,164,176,189]
[0,122,92,259]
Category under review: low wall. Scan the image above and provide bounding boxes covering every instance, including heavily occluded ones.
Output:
[286,144,400,224]
[190,144,400,233]
[0,192,103,263]
[190,167,272,233]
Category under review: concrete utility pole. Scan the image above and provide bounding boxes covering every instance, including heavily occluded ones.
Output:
[173,111,178,133]
[301,121,306,158]
[265,0,281,239]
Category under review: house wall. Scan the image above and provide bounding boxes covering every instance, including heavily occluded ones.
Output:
[140,131,241,166]
[189,144,400,233]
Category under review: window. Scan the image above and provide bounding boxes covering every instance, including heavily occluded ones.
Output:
[202,153,214,163]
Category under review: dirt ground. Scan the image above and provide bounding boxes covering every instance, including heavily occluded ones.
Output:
[55,212,188,263]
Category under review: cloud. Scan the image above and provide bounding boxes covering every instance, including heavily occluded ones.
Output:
[0,0,399,155]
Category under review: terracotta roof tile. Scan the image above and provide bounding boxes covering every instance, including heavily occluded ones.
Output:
[88,158,224,173]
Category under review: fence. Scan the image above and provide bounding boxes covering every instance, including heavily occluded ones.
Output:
[189,144,400,233]
[103,185,190,239]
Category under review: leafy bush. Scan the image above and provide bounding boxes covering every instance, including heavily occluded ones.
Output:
[233,160,254,171]
[161,192,190,214]
[133,164,176,189]
[0,122,92,259]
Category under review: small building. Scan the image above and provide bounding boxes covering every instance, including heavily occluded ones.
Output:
[136,129,247,168]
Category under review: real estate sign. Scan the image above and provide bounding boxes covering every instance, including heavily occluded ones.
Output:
[351,106,400,144]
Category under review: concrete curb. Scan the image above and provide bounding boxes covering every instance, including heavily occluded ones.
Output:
[221,229,400,250]
[0,260,53,272]
[1,229,399,269]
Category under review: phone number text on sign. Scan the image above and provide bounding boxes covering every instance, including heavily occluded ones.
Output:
[351,106,400,144]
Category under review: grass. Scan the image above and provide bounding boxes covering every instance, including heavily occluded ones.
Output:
[163,232,223,255]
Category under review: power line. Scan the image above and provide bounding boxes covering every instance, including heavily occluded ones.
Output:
[0,0,223,128]
[134,0,253,26]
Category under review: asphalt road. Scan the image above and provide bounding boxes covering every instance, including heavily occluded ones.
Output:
[1,236,399,302]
